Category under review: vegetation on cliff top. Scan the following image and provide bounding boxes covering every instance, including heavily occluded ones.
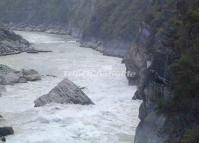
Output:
[147,0,199,142]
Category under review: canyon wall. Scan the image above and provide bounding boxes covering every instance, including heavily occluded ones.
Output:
[126,0,199,143]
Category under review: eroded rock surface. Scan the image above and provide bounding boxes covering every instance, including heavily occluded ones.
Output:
[34,78,94,107]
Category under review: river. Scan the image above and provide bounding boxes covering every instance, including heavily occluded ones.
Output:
[0,31,140,143]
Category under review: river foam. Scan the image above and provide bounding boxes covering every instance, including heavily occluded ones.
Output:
[0,31,140,143]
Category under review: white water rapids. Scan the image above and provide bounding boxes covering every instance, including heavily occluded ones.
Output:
[0,31,140,143]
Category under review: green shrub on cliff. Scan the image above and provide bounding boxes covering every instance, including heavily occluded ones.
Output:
[153,1,199,142]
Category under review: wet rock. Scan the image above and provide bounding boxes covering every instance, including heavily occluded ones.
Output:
[0,65,41,85]
[1,72,23,85]
[26,49,39,54]
[1,136,6,142]
[135,112,167,143]
[22,69,41,81]
[18,77,27,83]
[0,127,14,137]
[34,78,94,107]
[132,90,142,100]
[0,65,15,75]
[26,49,52,54]
[0,85,5,96]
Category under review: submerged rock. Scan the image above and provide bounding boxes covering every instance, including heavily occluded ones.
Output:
[34,79,94,107]
[0,85,5,96]
[0,127,14,137]
[26,49,52,54]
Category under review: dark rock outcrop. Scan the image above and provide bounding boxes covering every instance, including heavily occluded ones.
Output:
[34,79,94,107]
[0,127,14,137]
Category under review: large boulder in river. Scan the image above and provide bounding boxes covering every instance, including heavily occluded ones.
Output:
[34,79,94,107]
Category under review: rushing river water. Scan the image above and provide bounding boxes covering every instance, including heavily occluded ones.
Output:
[0,31,140,143]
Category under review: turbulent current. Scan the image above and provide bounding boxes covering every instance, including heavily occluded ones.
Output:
[0,31,140,143]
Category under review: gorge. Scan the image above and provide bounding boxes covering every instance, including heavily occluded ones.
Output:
[0,0,198,143]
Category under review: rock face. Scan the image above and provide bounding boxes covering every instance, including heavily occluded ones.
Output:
[125,1,199,143]
[0,127,14,137]
[126,28,171,143]
[0,28,41,139]
[34,79,94,107]
[0,64,41,85]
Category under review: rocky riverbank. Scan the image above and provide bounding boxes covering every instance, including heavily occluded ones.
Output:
[0,64,41,139]
[0,28,34,56]
[4,24,129,58]
[0,28,42,140]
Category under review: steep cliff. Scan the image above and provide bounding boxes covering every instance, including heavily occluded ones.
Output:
[126,0,199,143]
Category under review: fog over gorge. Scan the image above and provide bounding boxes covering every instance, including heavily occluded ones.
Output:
[0,0,198,143]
